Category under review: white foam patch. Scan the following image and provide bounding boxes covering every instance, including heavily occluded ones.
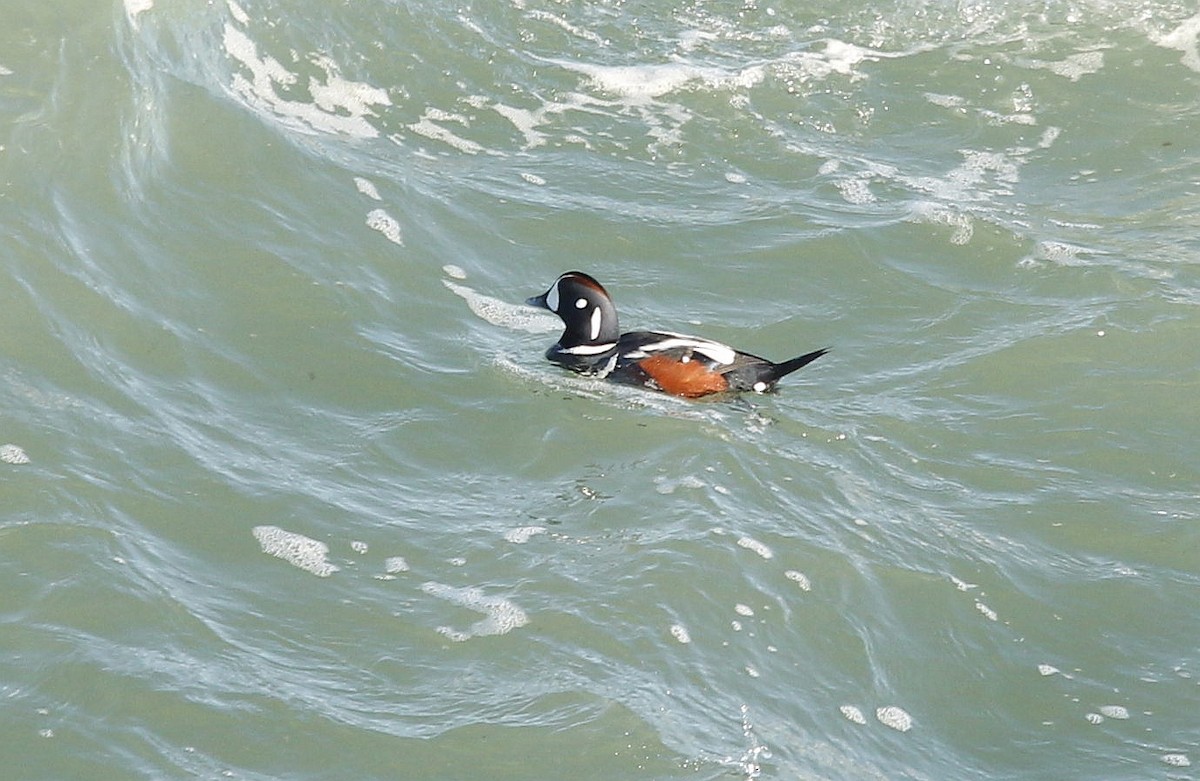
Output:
[784,570,811,591]
[975,601,998,621]
[1163,754,1191,767]
[441,264,467,280]
[837,177,875,204]
[912,203,974,245]
[876,706,913,732]
[1,444,30,464]
[384,556,409,574]
[226,0,249,25]
[925,92,966,109]
[354,176,381,200]
[551,58,764,100]
[1151,13,1200,73]
[839,705,867,725]
[252,525,339,577]
[1023,239,1097,267]
[654,474,706,494]
[1037,50,1105,81]
[490,101,558,149]
[528,9,604,45]
[734,603,755,617]
[736,536,773,560]
[421,582,529,641]
[408,108,484,154]
[442,278,559,333]
[0,65,12,77]
[504,526,547,544]
[1037,664,1060,676]
[223,23,388,138]
[365,208,402,245]
[950,575,977,591]
[350,540,368,554]
[669,623,691,644]
[520,172,546,186]
[1098,705,1129,720]
[124,0,153,23]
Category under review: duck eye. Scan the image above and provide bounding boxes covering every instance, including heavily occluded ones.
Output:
[575,297,589,309]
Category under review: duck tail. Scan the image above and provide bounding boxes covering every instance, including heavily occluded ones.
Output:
[768,347,829,381]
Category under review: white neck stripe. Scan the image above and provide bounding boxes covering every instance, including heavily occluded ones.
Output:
[561,342,616,355]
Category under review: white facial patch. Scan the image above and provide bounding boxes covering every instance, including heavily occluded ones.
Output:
[545,281,560,312]
[575,297,588,309]
[589,306,603,340]
[753,381,768,393]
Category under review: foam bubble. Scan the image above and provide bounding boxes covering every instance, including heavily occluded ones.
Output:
[836,177,875,205]
[124,0,153,23]
[1098,705,1129,720]
[950,575,977,591]
[310,55,391,121]
[384,556,409,574]
[1162,754,1191,767]
[252,525,339,577]
[876,706,913,732]
[736,536,773,560]
[226,0,249,23]
[1038,126,1061,149]
[1,444,30,464]
[735,604,755,617]
[784,570,811,591]
[223,24,388,139]
[554,58,764,100]
[1037,664,1060,676]
[839,705,867,725]
[1153,13,1200,72]
[408,109,484,154]
[442,278,559,333]
[422,582,528,641]
[442,264,467,280]
[975,601,998,621]
[925,92,966,109]
[913,203,974,245]
[654,474,706,494]
[1036,50,1105,81]
[365,208,402,245]
[350,540,368,554]
[1032,240,1089,265]
[1085,712,1104,724]
[353,176,381,201]
[669,623,691,644]
[520,172,546,186]
[504,526,547,544]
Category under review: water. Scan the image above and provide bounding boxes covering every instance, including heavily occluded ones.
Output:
[3,0,1198,778]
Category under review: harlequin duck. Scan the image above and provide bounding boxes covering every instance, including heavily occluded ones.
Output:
[526,271,827,398]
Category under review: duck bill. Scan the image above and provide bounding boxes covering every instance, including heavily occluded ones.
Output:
[526,293,549,309]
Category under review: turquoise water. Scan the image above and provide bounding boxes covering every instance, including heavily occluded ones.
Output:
[3,0,1198,778]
